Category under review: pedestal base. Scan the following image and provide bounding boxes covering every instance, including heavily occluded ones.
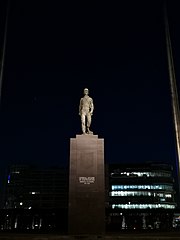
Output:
[68,134,105,235]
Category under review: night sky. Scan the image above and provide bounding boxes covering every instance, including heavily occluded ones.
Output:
[0,1,180,189]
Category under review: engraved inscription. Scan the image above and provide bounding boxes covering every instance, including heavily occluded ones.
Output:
[79,177,95,184]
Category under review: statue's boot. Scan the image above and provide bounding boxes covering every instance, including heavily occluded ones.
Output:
[87,128,93,134]
[82,125,86,134]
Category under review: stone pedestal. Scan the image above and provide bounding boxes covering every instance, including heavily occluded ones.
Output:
[68,134,105,235]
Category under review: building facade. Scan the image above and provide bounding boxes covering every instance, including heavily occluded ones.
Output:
[106,163,176,230]
[1,163,177,231]
[2,165,68,232]
[4,165,68,210]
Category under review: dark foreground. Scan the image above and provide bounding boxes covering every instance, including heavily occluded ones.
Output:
[0,232,180,240]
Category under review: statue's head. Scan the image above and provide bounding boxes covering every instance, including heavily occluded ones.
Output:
[83,88,89,95]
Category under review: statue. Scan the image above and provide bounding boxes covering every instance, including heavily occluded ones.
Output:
[79,88,94,134]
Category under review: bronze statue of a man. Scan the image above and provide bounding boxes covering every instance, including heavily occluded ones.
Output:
[79,88,94,134]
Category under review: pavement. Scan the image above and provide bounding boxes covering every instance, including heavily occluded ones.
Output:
[0,232,180,240]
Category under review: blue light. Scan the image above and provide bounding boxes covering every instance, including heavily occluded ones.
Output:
[7,174,10,183]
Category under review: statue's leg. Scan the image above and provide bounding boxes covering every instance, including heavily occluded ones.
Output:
[81,114,86,134]
[87,114,92,134]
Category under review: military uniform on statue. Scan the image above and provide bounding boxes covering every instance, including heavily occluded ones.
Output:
[79,88,94,135]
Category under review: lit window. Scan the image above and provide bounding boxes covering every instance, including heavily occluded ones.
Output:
[111,184,173,191]
[111,203,176,209]
[165,194,172,198]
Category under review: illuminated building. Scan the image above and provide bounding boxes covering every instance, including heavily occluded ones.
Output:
[107,163,176,230]
[1,165,68,231]
[109,163,176,210]
[4,164,68,210]
[1,163,177,231]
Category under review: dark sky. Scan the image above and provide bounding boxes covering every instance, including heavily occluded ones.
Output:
[0,1,180,182]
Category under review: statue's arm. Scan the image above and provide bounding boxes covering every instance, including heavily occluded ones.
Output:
[90,98,94,115]
[79,98,82,115]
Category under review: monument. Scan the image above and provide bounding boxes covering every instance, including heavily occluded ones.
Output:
[68,88,105,235]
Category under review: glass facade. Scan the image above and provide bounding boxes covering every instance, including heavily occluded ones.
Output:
[112,184,173,190]
[4,165,68,210]
[112,204,175,209]
[108,163,176,210]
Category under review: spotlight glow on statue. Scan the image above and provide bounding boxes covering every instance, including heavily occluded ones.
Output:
[79,88,94,134]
